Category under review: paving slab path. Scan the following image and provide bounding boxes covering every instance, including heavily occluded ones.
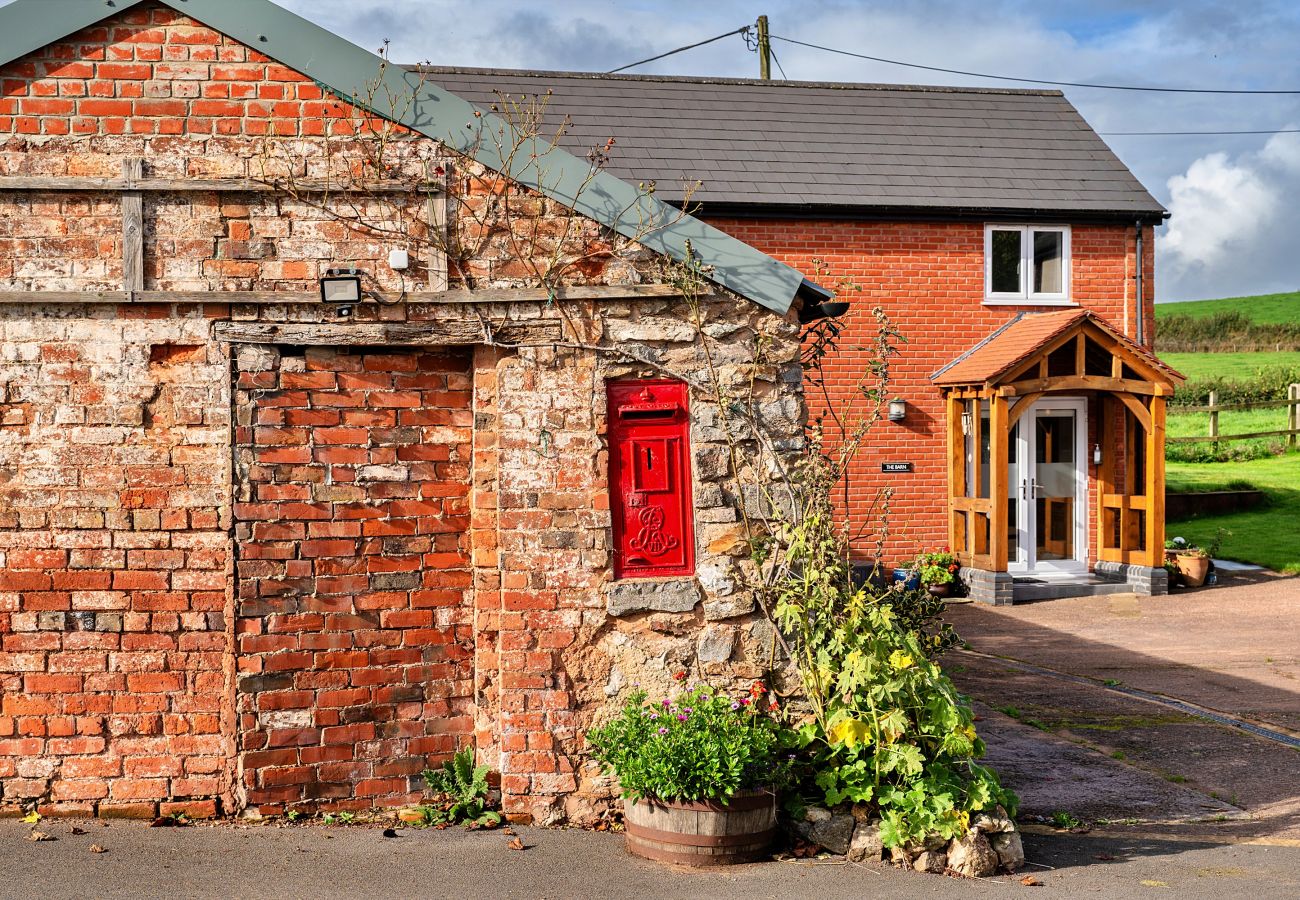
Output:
[947,570,1300,842]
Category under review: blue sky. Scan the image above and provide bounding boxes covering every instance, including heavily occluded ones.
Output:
[267,0,1300,303]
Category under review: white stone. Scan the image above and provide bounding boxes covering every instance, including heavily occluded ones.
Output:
[947,830,999,878]
[696,625,736,663]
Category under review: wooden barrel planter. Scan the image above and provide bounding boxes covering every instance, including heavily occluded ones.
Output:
[623,789,777,866]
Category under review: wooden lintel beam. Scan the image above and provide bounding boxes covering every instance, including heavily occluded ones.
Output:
[0,284,684,306]
[0,175,437,194]
[1116,392,1153,433]
[214,319,562,347]
[1002,375,1163,397]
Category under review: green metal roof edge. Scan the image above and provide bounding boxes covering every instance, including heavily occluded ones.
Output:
[0,0,814,315]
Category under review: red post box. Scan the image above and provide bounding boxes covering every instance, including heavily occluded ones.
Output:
[607,379,694,579]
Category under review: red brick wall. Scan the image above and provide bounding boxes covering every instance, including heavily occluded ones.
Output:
[0,317,229,818]
[232,346,474,813]
[706,217,1154,563]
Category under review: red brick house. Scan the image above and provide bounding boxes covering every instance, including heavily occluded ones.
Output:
[434,69,1184,603]
[0,0,1178,823]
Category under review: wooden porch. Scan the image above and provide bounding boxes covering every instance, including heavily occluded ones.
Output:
[931,310,1185,578]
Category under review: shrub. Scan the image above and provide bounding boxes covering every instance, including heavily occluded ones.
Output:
[586,684,788,803]
[771,457,1017,849]
[419,748,501,826]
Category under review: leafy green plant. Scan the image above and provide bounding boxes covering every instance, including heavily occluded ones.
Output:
[913,549,959,586]
[420,748,502,827]
[586,684,788,803]
[769,452,1017,850]
[1050,810,1085,830]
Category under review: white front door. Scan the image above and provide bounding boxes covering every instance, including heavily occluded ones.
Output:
[1008,397,1088,576]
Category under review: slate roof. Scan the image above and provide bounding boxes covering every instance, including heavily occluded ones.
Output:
[931,309,1183,387]
[416,68,1166,220]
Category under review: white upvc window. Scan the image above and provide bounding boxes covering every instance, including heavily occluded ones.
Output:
[984,224,1072,304]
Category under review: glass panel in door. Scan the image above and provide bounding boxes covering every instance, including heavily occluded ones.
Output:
[1034,410,1077,564]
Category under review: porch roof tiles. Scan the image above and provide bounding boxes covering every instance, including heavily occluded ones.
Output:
[930,309,1182,387]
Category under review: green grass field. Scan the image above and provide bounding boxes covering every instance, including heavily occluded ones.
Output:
[1161,350,1300,381]
[1156,290,1300,325]
[1166,453,1300,574]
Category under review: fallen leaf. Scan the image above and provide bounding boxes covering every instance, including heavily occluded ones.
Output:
[1141,880,1168,888]
[27,830,55,843]
[21,812,41,825]
[502,827,517,836]
[1020,875,1043,886]
[382,828,399,838]
[89,844,107,854]
[69,826,88,836]
[1095,853,1116,861]
[508,836,525,851]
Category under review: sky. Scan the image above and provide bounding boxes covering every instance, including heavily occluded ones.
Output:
[259,0,1300,304]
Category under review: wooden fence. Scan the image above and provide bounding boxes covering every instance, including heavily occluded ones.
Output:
[1168,383,1300,447]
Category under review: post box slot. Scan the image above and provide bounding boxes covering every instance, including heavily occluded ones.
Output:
[618,407,677,421]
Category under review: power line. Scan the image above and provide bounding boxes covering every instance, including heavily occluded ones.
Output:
[770,34,1300,94]
[1101,128,1300,136]
[768,44,789,81]
[608,26,751,74]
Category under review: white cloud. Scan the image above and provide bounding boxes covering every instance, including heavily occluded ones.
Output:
[1158,130,1300,301]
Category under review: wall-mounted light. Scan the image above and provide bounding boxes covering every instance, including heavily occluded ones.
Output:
[961,410,972,435]
[320,269,362,317]
[1093,444,1102,465]
[888,398,907,422]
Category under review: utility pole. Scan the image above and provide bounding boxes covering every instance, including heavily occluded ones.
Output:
[757,15,771,80]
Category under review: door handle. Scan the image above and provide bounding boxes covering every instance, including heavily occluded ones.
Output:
[1031,479,1041,498]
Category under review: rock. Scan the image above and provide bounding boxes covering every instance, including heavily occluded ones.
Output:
[971,806,1016,835]
[792,806,856,856]
[696,559,737,597]
[912,850,947,874]
[947,830,999,878]
[703,594,755,620]
[846,819,883,864]
[695,625,736,664]
[605,578,701,616]
[989,830,1025,872]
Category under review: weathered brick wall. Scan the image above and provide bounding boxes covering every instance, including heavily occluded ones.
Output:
[706,216,1154,564]
[0,3,806,822]
[231,345,474,813]
[0,308,230,817]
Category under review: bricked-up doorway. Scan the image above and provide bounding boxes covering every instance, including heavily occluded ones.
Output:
[232,346,474,812]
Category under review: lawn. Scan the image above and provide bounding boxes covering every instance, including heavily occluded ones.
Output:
[1156,290,1300,325]
[1166,452,1300,574]
[1160,350,1300,381]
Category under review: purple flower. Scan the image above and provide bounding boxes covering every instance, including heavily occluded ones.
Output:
[657,727,668,736]
[730,701,741,710]
[676,713,688,722]
[683,707,693,714]
[661,699,670,707]
[648,712,659,720]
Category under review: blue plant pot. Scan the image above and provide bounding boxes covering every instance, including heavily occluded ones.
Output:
[892,568,921,591]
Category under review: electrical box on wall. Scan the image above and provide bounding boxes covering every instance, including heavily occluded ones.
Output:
[607,379,694,579]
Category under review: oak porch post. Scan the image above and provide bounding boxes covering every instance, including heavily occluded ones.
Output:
[989,392,1010,571]
[1145,395,1167,566]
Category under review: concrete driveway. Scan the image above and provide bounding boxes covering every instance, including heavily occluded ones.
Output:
[946,570,1300,842]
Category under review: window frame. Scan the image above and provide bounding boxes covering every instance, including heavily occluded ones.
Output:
[983,224,1073,305]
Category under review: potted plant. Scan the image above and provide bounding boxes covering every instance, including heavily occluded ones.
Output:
[1166,536,1211,587]
[892,558,921,591]
[914,548,960,597]
[586,681,788,866]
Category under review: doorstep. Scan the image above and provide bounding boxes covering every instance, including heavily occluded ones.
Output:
[1011,575,1135,603]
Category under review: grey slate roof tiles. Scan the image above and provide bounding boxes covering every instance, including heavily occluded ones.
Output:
[414,68,1165,218]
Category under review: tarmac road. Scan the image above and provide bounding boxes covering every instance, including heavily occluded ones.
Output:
[4,817,1300,900]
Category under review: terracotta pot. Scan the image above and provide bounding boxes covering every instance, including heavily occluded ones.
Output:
[927,582,952,598]
[623,788,776,866]
[1176,553,1210,587]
